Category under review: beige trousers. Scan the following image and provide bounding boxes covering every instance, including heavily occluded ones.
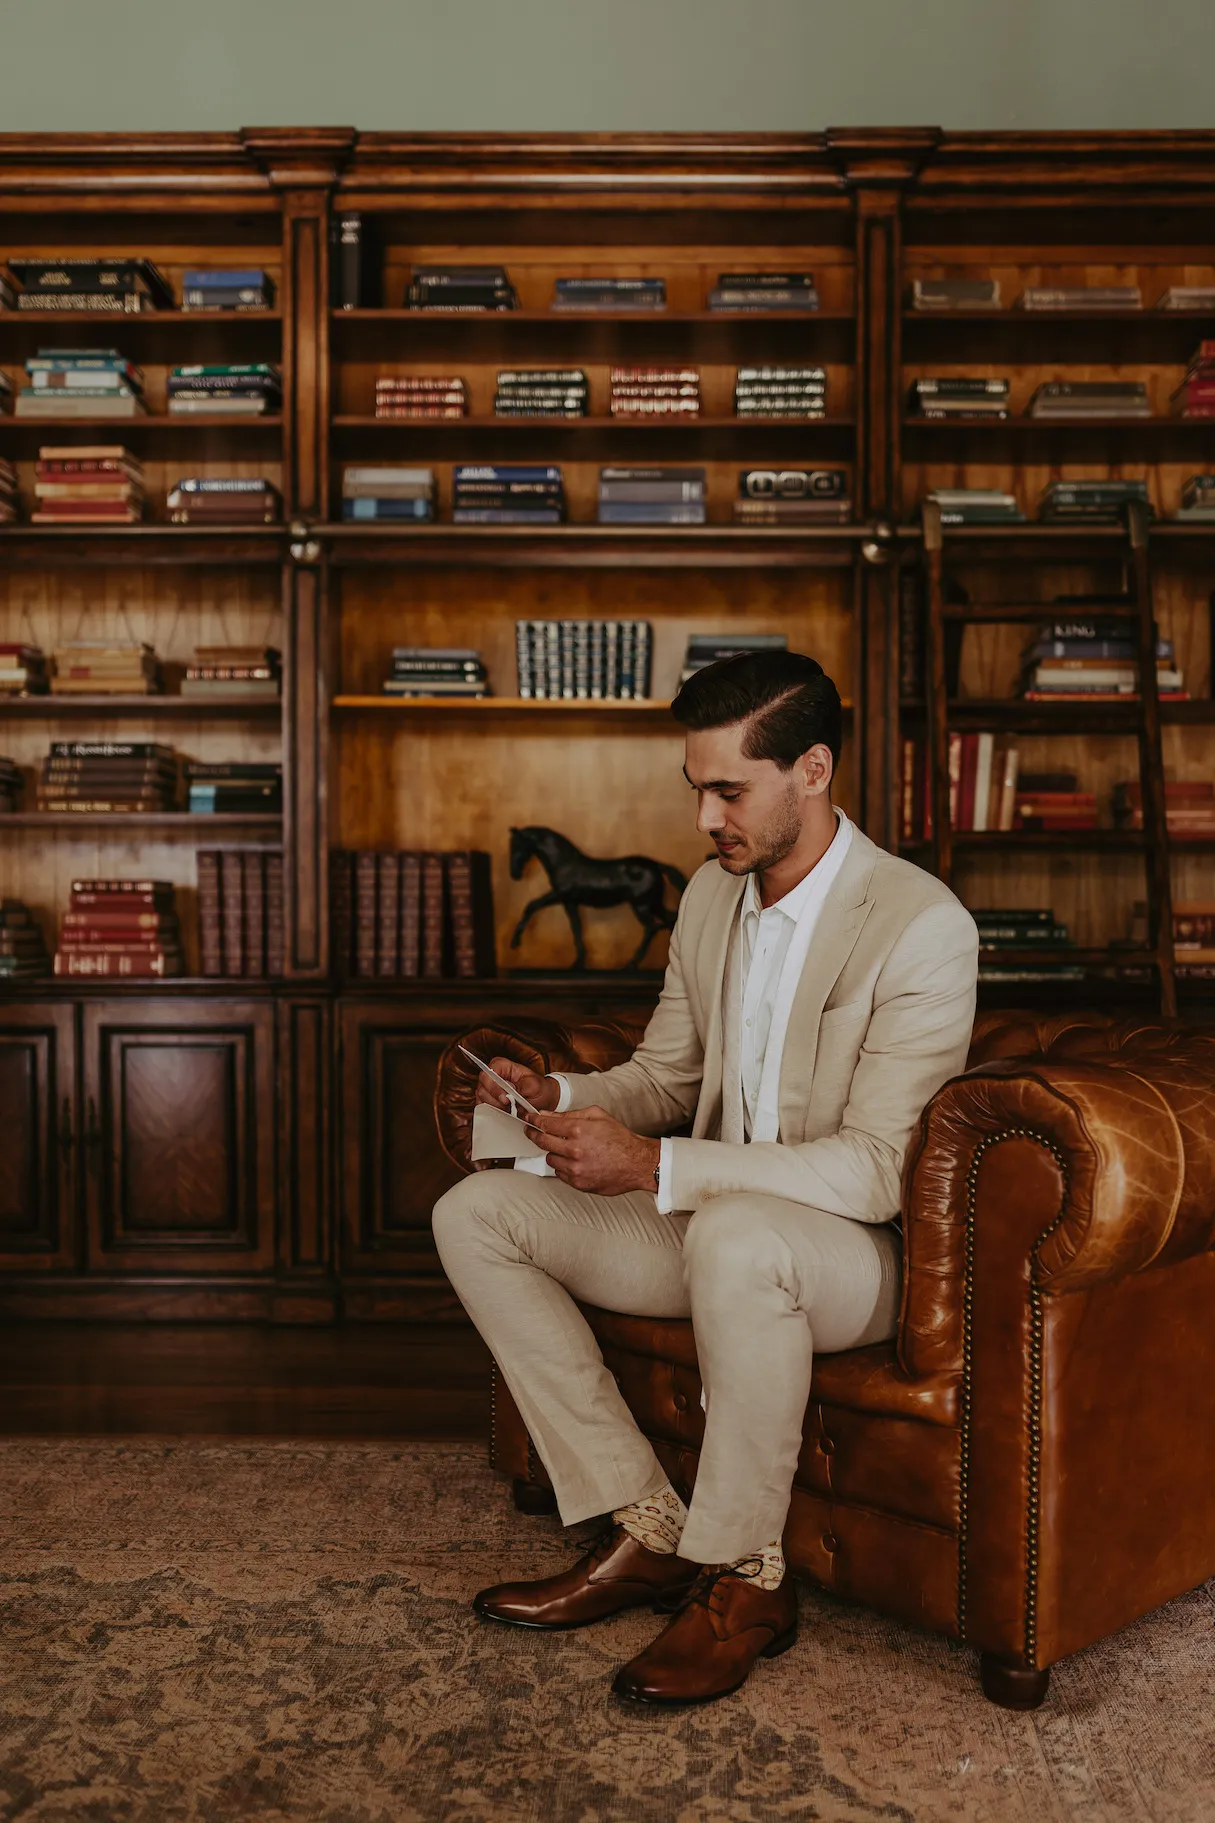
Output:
[432,1169,901,1565]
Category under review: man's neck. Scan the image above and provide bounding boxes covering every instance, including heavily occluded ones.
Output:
[756,807,840,909]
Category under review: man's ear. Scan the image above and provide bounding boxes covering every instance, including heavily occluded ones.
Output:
[801,744,834,796]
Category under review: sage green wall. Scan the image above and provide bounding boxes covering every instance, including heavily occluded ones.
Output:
[1,0,1212,133]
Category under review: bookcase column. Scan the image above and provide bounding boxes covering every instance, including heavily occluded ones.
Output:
[828,131,938,848]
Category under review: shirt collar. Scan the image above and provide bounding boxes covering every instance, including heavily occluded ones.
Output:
[742,808,850,924]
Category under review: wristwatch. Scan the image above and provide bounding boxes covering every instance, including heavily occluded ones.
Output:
[653,1155,661,1193]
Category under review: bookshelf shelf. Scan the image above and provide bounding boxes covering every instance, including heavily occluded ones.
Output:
[0,527,286,566]
[0,813,283,829]
[0,695,282,718]
[0,310,282,326]
[320,523,863,569]
[330,694,855,716]
[331,309,857,324]
[332,414,854,435]
[902,699,1215,732]
[0,415,282,433]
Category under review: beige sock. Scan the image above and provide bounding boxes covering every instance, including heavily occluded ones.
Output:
[612,1482,688,1554]
[729,1539,786,1591]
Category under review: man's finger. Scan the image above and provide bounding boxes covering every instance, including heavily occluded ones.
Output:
[526,1124,578,1158]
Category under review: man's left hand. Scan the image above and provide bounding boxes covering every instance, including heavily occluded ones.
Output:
[524,1106,660,1197]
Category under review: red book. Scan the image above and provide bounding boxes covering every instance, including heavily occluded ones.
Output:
[197,850,223,977]
[398,852,422,977]
[54,952,181,977]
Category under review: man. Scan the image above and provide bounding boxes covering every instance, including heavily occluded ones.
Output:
[433,650,978,1705]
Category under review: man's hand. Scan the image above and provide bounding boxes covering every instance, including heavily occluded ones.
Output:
[474,1055,561,1114]
[524,1105,661,1197]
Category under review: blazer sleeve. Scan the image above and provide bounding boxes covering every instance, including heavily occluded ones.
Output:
[560,880,707,1136]
[666,897,979,1220]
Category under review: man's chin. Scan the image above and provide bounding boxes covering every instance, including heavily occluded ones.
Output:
[714,846,749,873]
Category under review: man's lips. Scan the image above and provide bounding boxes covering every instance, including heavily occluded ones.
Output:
[714,838,742,852]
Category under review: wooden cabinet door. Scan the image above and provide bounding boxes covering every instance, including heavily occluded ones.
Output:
[338,1003,464,1284]
[80,998,277,1275]
[0,1001,78,1272]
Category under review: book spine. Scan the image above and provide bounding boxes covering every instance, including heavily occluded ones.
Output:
[398,852,422,978]
[377,852,400,977]
[446,852,478,978]
[220,851,244,977]
[265,850,285,978]
[947,732,962,830]
[421,852,446,979]
[197,850,223,977]
[242,851,266,978]
[355,849,378,979]
[516,620,533,697]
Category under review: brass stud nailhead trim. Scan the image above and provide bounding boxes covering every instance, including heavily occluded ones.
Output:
[958,1125,1068,1672]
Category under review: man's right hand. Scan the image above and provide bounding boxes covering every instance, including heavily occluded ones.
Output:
[474,1055,561,1114]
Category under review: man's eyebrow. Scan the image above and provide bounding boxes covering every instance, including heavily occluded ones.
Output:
[682,765,746,790]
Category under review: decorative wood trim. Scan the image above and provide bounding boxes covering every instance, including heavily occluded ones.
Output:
[284,558,328,978]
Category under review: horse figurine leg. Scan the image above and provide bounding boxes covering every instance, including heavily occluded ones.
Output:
[510,889,565,951]
[563,902,588,970]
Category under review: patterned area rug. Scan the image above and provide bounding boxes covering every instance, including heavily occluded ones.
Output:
[0,1441,1211,1822]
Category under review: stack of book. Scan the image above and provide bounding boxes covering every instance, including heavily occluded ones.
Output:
[551,277,664,313]
[0,459,15,523]
[516,619,652,699]
[598,466,705,525]
[909,377,1009,420]
[1020,615,1183,701]
[331,849,496,980]
[50,640,161,697]
[16,349,146,420]
[924,487,1024,526]
[707,272,819,312]
[374,375,467,420]
[910,277,1002,311]
[1028,380,1150,420]
[37,740,177,812]
[167,364,281,417]
[1171,343,1215,419]
[1017,285,1142,311]
[1176,475,1215,521]
[1039,478,1152,523]
[1173,902,1215,982]
[494,369,588,418]
[1114,780,1215,838]
[383,647,490,698]
[1014,773,1098,831]
[453,464,564,525]
[197,849,285,977]
[0,756,22,812]
[680,631,787,686]
[167,477,282,524]
[0,901,51,981]
[733,467,851,525]
[181,269,275,312]
[405,265,518,311]
[974,909,1082,984]
[0,643,48,695]
[182,645,281,701]
[610,367,700,418]
[50,639,160,697]
[186,762,282,816]
[32,444,145,524]
[342,465,435,523]
[901,732,1020,840]
[734,367,826,418]
[1159,286,1215,311]
[7,257,173,314]
[55,878,183,978]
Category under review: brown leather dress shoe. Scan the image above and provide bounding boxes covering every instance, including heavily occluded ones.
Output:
[473,1524,700,1631]
[612,1564,798,1704]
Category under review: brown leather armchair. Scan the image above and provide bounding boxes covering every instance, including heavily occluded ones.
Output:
[434,1010,1215,1710]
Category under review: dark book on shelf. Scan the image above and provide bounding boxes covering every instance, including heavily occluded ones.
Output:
[242,852,265,978]
[445,851,496,978]
[421,852,446,979]
[331,212,379,310]
[376,852,400,978]
[198,850,223,977]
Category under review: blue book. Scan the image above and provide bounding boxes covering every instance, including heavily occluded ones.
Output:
[452,508,563,524]
[342,498,434,521]
[597,503,707,525]
[183,269,272,288]
[454,464,563,484]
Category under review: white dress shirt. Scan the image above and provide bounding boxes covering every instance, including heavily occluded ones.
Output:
[546,808,853,1211]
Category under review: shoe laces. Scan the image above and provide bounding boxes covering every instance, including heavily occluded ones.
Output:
[678,1558,765,1617]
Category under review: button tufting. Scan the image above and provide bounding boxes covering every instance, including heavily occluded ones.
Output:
[822,1532,838,1552]
[819,1437,835,1456]
[673,1392,688,1412]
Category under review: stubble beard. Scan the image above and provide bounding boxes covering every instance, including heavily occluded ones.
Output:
[716,777,803,875]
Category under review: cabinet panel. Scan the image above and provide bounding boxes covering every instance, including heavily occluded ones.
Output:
[81,998,277,1274]
[0,1002,77,1271]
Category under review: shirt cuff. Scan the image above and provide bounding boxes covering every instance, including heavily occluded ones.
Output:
[655,1136,675,1213]
[547,1073,572,1113]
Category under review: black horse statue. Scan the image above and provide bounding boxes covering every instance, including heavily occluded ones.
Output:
[509,825,687,970]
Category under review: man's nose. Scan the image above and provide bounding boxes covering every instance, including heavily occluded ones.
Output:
[696,797,724,834]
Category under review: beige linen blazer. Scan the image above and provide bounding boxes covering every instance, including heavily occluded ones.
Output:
[563,826,979,1221]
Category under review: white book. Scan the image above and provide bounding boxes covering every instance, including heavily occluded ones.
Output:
[972,732,995,832]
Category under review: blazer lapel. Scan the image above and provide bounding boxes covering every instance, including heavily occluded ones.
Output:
[692,869,746,1140]
[777,831,878,1137]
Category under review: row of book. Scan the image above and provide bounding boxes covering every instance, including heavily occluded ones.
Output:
[0,644,281,701]
[198,850,285,977]
[361,365,832,422]
[1020,616,1183,702]
[0,448,283,526]
[55,877,186,977]
[341,257,825,315]
[0,742,283,815]
[0,900,52,980]
[338,464,852,526]
[907,360,1215,422]
[909,278,1215,313]
[331,849,496,979]
[0,261,275,313]
[926,477,1215,528]
[4,351,281,420]
[515,622,653,699]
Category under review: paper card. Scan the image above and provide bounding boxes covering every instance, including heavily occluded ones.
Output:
[471,1101,548,1162]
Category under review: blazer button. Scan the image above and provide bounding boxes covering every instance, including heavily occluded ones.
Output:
[673,1392,688,1412]
[819,1437,835,1456]
[821,1532,839,1552]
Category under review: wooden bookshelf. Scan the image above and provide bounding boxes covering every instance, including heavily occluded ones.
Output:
[0,127,1212,1327]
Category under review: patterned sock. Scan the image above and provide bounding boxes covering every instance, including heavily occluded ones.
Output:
[729,1539,786,1590]
[612,1482,688,1554]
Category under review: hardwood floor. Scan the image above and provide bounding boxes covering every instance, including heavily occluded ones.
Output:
[0,1323,492,1439]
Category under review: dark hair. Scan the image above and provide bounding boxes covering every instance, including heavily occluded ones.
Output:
[670,649,842,769]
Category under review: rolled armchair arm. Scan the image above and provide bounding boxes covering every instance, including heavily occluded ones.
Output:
[434,1016,648,1172]
[899,1043,1215,1383]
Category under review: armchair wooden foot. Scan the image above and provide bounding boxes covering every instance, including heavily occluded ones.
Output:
[980,1655,1051,1710]
[513,1477,559,1517]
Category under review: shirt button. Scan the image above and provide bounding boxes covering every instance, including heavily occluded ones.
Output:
[746,1018,752,1027]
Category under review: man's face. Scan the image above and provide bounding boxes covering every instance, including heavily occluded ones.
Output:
[684,721,830,875]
